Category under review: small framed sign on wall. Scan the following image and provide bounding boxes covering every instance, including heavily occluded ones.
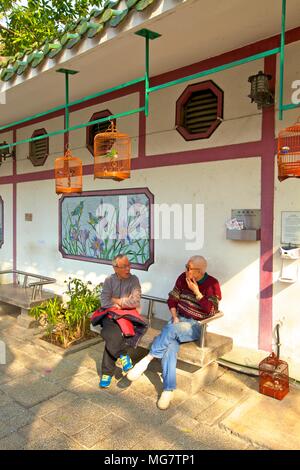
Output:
[281,211,300,245]
[59,188,154,270]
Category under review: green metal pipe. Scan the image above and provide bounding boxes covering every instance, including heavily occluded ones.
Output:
[65,72,69,148]
[149,48,280,94]
[0,76,145,133]
[279,0,286,121]
[0,107,145,150]
[282,103,300,111]
[145,35,150,117]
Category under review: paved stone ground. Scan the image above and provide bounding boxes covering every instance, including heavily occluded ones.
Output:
[0,314,298,450]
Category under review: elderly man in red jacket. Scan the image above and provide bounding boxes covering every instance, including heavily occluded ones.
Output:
[127,255,221,409]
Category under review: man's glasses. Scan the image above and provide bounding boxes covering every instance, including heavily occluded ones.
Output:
[115,265,131,270]
[185,264,200,271]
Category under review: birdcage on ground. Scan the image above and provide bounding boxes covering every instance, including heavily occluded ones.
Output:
[259,352,289,400]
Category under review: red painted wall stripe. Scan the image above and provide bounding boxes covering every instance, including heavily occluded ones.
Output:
[259,55,277,351]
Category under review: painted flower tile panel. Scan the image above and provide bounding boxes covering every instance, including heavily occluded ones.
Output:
[60,190,152,269]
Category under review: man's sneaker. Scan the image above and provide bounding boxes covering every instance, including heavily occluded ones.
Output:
[99,374,112,388]
[157,390,174,410]
[127,356,151,381]
[119,354,133,372]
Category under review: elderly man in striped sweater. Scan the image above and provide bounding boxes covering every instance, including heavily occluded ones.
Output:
[127,255,221,410]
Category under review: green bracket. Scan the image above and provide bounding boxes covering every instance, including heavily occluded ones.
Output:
[135,28,161,40]
[279,0,286,121]
[135,28,161,117]
[57,69,79,149]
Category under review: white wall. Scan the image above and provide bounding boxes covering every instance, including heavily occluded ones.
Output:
[17,116,64,174]
[3,37,300,381]
[147,60,263,155]
[69,93,139,164]
[15,157,261,351]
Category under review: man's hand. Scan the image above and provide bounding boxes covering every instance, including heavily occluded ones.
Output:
[186,277,199,295]
[112,297,122,308]
[170,307,179,324]
[186,277,203,300]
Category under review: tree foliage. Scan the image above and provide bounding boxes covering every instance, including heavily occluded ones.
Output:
[0,0,104,57]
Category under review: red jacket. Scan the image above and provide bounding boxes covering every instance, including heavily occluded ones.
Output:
[91,307,148,348]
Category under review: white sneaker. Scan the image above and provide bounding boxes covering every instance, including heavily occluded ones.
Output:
[126,356,151,381]
[157,390,174,410]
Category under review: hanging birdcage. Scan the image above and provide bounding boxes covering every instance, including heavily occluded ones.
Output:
[278,118,300,181]
[94,122,131,181]
[54,148,82,194]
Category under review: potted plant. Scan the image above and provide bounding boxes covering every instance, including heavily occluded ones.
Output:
[29,277,101,349]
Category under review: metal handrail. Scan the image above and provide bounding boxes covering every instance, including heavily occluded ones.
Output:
[141,293,223,348]
[0,269,56,300]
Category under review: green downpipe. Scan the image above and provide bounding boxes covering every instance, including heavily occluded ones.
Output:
[279,0,286,121]
[65,72,70,149]
[145,35,150,117]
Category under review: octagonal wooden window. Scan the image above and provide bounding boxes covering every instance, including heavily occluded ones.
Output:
[29,128,49,166]
[86,109,116,155]
[176,80,224,140]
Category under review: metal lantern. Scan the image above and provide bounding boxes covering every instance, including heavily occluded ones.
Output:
[248,71,274,109]
[259,352,289,400]
[94,122,131,181]
[277,118,300,181]
[0,141,14,165]
[54,148,82,194]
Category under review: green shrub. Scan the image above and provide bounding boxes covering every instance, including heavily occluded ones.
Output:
[29,277,101,348]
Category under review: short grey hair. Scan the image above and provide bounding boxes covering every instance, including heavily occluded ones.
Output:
[188,255,207,269]
[112,254,128,267]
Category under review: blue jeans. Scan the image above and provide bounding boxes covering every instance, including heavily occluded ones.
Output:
[150,315,201,391]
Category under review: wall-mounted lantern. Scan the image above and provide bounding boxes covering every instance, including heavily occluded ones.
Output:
[0,141,14,164]
[248,71,274,109]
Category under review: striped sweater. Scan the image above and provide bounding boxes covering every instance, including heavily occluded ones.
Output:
[167,272,221,321]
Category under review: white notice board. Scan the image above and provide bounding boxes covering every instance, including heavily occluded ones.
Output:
[281,211,300,244]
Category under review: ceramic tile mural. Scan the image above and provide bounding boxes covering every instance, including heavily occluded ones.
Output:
[59,188,154,270]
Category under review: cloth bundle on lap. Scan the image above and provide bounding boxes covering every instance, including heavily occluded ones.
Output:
[91,307,148,348]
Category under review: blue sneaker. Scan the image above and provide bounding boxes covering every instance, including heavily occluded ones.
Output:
[119,354,133,372]
[99,374,112,388]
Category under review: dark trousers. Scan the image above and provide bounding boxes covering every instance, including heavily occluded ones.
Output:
[101,317,127,376]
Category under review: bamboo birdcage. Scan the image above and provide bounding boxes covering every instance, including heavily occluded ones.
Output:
[259,352,289,400]
[94,122,131,181]
[278,118,300,181]
[54,148,82,194]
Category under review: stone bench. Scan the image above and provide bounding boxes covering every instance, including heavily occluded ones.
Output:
[0,269,57,328]
[135,294,233,394]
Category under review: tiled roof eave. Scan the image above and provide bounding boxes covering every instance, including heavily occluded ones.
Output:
[0,0,163,84]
